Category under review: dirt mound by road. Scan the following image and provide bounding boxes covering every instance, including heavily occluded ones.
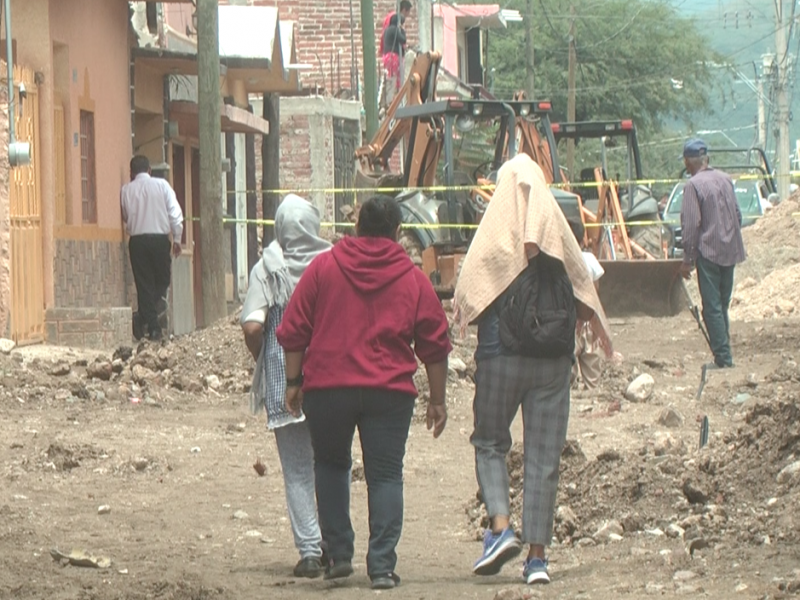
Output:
[732,194,800,320]
[465,361,800,547]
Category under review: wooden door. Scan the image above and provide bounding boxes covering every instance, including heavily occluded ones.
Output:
[170,144,195,335]
[191,147,204,328]
[9,66,44,345]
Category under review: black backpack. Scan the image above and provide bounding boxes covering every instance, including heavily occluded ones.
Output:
[497,253,577,358]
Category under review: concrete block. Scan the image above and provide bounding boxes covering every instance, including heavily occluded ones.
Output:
[57,332,85,347]
[59,320,100,333]
[82,332,105,349]
[100,311,116,330]
[45,322,59,344]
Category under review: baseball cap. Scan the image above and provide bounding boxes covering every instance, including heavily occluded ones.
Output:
[683,138,708,158]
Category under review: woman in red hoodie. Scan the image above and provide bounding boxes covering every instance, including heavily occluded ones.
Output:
[276,195,451,590]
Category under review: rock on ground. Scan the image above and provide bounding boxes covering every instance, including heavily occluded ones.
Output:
[777,460,800,485]
[625,373,655,402]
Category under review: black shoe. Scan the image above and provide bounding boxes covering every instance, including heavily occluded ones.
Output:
[323,560,354,581]
[132,312,144,341]
[371,572,401,590]
[293,557,323,579]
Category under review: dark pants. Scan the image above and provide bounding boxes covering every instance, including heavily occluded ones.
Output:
[303,388,415,578]
[696,255,735,367]
[129,234,171,338]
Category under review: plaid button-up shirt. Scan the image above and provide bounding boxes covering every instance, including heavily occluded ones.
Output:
[680,167,746,267]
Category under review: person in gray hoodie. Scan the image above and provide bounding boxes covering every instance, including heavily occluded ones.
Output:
[241,195,331,578]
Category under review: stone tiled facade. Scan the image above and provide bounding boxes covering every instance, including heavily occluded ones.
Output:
[45,307,132,349]
[54,239,128,308]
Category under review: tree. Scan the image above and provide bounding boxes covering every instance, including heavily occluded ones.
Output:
[489,0,720,136]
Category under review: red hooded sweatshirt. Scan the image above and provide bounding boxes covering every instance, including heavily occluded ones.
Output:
[275,235,452,396]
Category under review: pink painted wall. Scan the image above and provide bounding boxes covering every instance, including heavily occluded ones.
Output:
[434,4,500,75]
[49,0,132,229]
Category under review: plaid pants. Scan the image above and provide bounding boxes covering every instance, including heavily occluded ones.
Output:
[470,353,571,545]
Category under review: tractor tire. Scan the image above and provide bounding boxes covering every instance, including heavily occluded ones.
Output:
[630,223,663,259]
[399,230,424,268]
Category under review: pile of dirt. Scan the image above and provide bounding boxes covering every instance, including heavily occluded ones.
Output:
[732,194,800,320]
[0,314,253,412]
[465,361,800,546]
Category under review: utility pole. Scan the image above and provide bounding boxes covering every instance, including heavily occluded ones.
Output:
[774,1,793,200]
[757,61,767,149]
[197,0,227,325]
[566,5,577,176]
[524,0,535,98]
[360,0,379,139]
[418,0,431,53]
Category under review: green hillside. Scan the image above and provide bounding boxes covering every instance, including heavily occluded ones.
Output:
[677,0,796,155]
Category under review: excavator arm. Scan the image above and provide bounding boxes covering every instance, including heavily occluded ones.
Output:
[355,51,442,178]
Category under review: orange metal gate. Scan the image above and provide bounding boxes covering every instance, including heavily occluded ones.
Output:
[9,66,44,345]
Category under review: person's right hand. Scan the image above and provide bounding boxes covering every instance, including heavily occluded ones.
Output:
[285,386,304,418]
[426,402,447,438]
[172,242,182,257]
[679,262,693,280]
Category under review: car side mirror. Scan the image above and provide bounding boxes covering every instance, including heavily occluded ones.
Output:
[767,192,780,205]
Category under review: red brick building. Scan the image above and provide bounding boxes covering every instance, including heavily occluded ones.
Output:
[267,0,419,94]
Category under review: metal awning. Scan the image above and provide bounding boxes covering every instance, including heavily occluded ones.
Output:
[169,101,270,136]
[133,47,299,94]
[134,6,300,94]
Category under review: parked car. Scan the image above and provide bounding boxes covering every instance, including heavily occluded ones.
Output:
[662,178,767,258]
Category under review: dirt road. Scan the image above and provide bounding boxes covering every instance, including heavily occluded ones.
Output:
[1,308,798,600]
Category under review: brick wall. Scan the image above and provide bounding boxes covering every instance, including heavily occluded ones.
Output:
[45,307,132,350]
[54,239,128,308]
[252,97,361,239]
[280,114,313,192]
[253,0,418,93]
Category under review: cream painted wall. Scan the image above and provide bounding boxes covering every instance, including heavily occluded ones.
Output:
[49,0,132,230]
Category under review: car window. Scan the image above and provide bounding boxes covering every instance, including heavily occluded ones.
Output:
[733,180,760,214]
[666,184,685,214]
[667,180,761,216]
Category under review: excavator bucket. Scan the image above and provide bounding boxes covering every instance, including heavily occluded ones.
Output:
[596,259,686,318]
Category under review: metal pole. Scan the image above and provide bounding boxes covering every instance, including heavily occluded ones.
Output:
[360,0,379,139]
[775,1,792,200]
[4,0,15,143]
[3,0,30,166]
[524,0,535,98]
[566,5,576,176]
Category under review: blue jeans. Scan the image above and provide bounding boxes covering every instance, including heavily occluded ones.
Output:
[696,255,735,367]
[302,388,415,578]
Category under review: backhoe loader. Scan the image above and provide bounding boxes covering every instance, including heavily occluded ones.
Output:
[548,120,685,317]
[353,53,684,316]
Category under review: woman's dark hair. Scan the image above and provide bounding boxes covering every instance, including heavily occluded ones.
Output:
[568,218,585,246]
[357,195,403,239]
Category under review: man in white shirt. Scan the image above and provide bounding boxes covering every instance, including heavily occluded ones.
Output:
[121,155,184,341]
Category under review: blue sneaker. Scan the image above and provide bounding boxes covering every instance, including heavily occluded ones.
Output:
[473,528,522,576]
[523,557,550,584]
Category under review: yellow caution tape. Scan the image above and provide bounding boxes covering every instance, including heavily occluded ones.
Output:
[221,172,791,196]
[186,212,799,229]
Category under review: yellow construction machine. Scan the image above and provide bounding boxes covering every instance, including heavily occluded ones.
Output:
[353,53,684,317]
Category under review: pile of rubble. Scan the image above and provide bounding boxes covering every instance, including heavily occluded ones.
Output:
[466,361,800,547]
[0,314,254,410]
[732,195,800,320]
